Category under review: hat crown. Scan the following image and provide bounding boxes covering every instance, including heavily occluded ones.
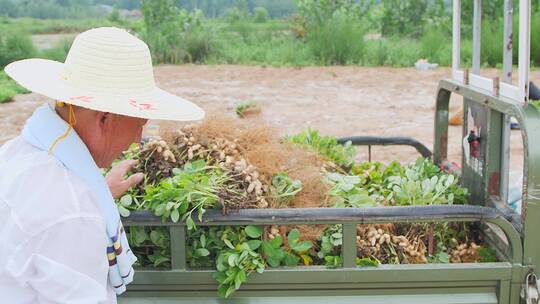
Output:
[63,27,155,96]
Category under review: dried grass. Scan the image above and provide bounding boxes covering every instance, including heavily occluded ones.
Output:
[162,115,331,209]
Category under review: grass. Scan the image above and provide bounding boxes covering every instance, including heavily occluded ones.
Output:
[0,15,538,71]
[0,17,136,35]
[0,13,538,104]
[0,71,27,103]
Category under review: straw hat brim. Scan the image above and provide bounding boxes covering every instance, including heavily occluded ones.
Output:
[5,58,205,121]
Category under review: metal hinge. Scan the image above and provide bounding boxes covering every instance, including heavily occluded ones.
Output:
[521,272,540,304]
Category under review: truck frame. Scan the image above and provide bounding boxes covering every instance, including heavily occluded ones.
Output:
[119,1,538,303]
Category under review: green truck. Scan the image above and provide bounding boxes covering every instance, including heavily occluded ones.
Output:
[119,1,539,303]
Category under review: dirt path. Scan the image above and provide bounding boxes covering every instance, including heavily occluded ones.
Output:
[2,65,537,171]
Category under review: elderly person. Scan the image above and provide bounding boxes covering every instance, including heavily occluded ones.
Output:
[0,27,204,303]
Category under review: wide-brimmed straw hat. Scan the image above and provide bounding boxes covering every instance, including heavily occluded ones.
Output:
[4,27,204,121]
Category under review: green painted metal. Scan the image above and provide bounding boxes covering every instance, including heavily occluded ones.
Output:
[119,293,499,304]
[122,205,524,303]
[435,79,540,271]
[342,223,357,268]
[169,226,186,270]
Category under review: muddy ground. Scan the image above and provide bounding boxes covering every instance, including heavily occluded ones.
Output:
[2,65,538,173]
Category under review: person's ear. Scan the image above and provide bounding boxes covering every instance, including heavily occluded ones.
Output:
[96,112,111,130]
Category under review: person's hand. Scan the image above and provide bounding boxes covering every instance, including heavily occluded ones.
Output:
[105,160,144,199]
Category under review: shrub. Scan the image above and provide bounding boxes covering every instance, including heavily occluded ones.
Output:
[140,0,213,64]
[0,71,27,103]
[480,19,503,67]
[307,13,365,65]
[224,7,247,24]
[531,12,540,66]
[380,0,428,37]
[253,7,269,23]
[108,8,122,24]
[420,27,451,64]
[40,37,73,62]
[0,31,36,68]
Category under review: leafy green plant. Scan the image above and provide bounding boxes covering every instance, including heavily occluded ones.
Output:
[287,228,314,265]
[327,172,376,207]
[356,256,380,267]
[428,241,450,263]
[351,160,404,201]
[126,227,171,268]
[141,0,212,64]
[307,12,365,65]
[234,100,259,117]
[270,173,302,205]
[286,128,356,167]
[387,158,467,206]
[144,160,227,230]
[324,255,342,267]
[186,227,226,267]
[214,225,265,297]
[263,235,303,266]
[0,31,35,64]
[261,228,314,268]
[479,248,498,263]
[318,224,343,259]
[253,7,269,23]
[0,70,27,103]
[387,170,456,206]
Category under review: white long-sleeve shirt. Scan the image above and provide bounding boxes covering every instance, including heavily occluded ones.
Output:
[0,136,117,303]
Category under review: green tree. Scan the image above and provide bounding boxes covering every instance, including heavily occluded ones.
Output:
[253,6,268,22]
[141,0,178,30]
[380,0,427,37]
[0,0,15,17]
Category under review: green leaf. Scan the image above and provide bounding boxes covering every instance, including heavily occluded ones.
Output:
[154,204,166,216]
[235,269,246,289]
[195,248,210,257]
[262,241,278,256]
[245,225,262,238]
[120,194,132,207]
[118,205,130,217]
[479,248,498,262]
[247,240,262,250]
[287,229,300,245]
[166,201,176,211]
[133,227,146,245]
[436,252,449,263]
[150,230,162,245]
[356,257,380,267]
[269,235,283,247]
[217,285,228,298]
[171,209,180,223]
[213,271,227,283]
[291,240,312,253]
[225,285,236,298]
[228,254,238,267]
[224,239,235,250]
[200,234,207,247]
[186,217,195,230]
[284,252,300,266]
[152,255,170,267]
[178,201,189,215]
[265,256,281,267]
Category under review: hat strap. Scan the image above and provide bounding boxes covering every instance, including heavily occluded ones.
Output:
[48,102,77,154]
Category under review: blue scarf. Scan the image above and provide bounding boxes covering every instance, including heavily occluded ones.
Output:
[22,103,136,294]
